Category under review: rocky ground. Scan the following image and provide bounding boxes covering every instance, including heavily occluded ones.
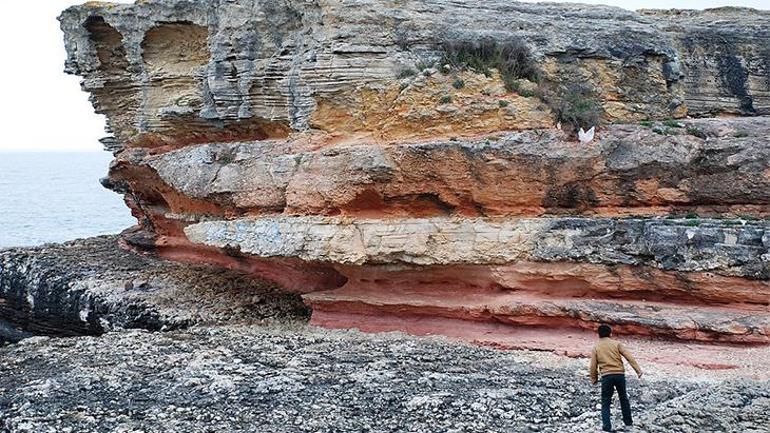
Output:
[1,238,769,432]
[1,325,768,433]
[0,236,308,342]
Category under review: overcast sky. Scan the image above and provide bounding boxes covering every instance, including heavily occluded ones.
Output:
[0,0,767,152]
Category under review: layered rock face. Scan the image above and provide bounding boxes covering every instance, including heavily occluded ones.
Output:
[59,1,770,346]
[640,8,770,116]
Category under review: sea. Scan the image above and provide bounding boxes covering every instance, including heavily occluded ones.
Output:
[0,152,137,249]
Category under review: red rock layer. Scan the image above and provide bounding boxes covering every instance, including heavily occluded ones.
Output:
[304,262,770,345]
[311,311,770,376]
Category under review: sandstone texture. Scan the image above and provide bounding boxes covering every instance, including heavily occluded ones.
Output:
[2,2,768,430]
[52,0,770,348]
[59,2,770,149]
[127,117,770,219]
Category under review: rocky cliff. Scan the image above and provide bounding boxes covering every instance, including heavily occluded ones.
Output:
[56,1,770,347]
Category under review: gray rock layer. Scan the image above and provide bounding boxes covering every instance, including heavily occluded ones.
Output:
[0,236,308,341]
[185,216,770,279]
[642,7,770,116]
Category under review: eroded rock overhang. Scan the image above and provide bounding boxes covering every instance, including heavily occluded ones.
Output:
[59,2,770,151]
[58,1,770,346]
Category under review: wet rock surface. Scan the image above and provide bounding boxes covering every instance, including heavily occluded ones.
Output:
[0,326,767,433]
[0,236,309,342]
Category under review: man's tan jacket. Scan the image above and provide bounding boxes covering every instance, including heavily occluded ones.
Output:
[589,337,642,384]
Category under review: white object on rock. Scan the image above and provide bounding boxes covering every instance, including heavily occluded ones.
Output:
[578,126,595,144]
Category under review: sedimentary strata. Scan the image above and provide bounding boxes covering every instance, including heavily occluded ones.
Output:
[641,7,770,116]
[60,2,770,150]
[185,217,770,276]
[52,0,770,346]
[113,117,770,219]
[181,216,769,343]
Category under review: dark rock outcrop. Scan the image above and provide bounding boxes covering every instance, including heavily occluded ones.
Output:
[0,236,308,340]
[641,8,770,116]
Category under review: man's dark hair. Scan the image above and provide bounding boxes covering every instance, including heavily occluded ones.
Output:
[598,324,612,338]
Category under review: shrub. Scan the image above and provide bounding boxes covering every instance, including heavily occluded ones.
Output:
[662,119,682,128]
[441,37,539,92]
[416,61,431,71]
[439,95,452,104]
[398,67,417,79]
[518,89,537,98]
[639,120,653,128]
[686,126,707,139]
[653,126,677,136]
[498,100,509,108]
[452,78,465,89]
[547,84,602,133]
[734,129,749,138]
[394,27,410,51]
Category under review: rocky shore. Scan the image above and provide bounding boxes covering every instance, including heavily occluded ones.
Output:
[0,236,308,343]
[1,238,769,432]
[2,1,768,431]
[2,325,768,433]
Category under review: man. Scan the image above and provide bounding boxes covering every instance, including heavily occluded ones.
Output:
[589,324,642,432]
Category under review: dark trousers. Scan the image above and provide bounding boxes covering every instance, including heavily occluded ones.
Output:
[601,374,632,431]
